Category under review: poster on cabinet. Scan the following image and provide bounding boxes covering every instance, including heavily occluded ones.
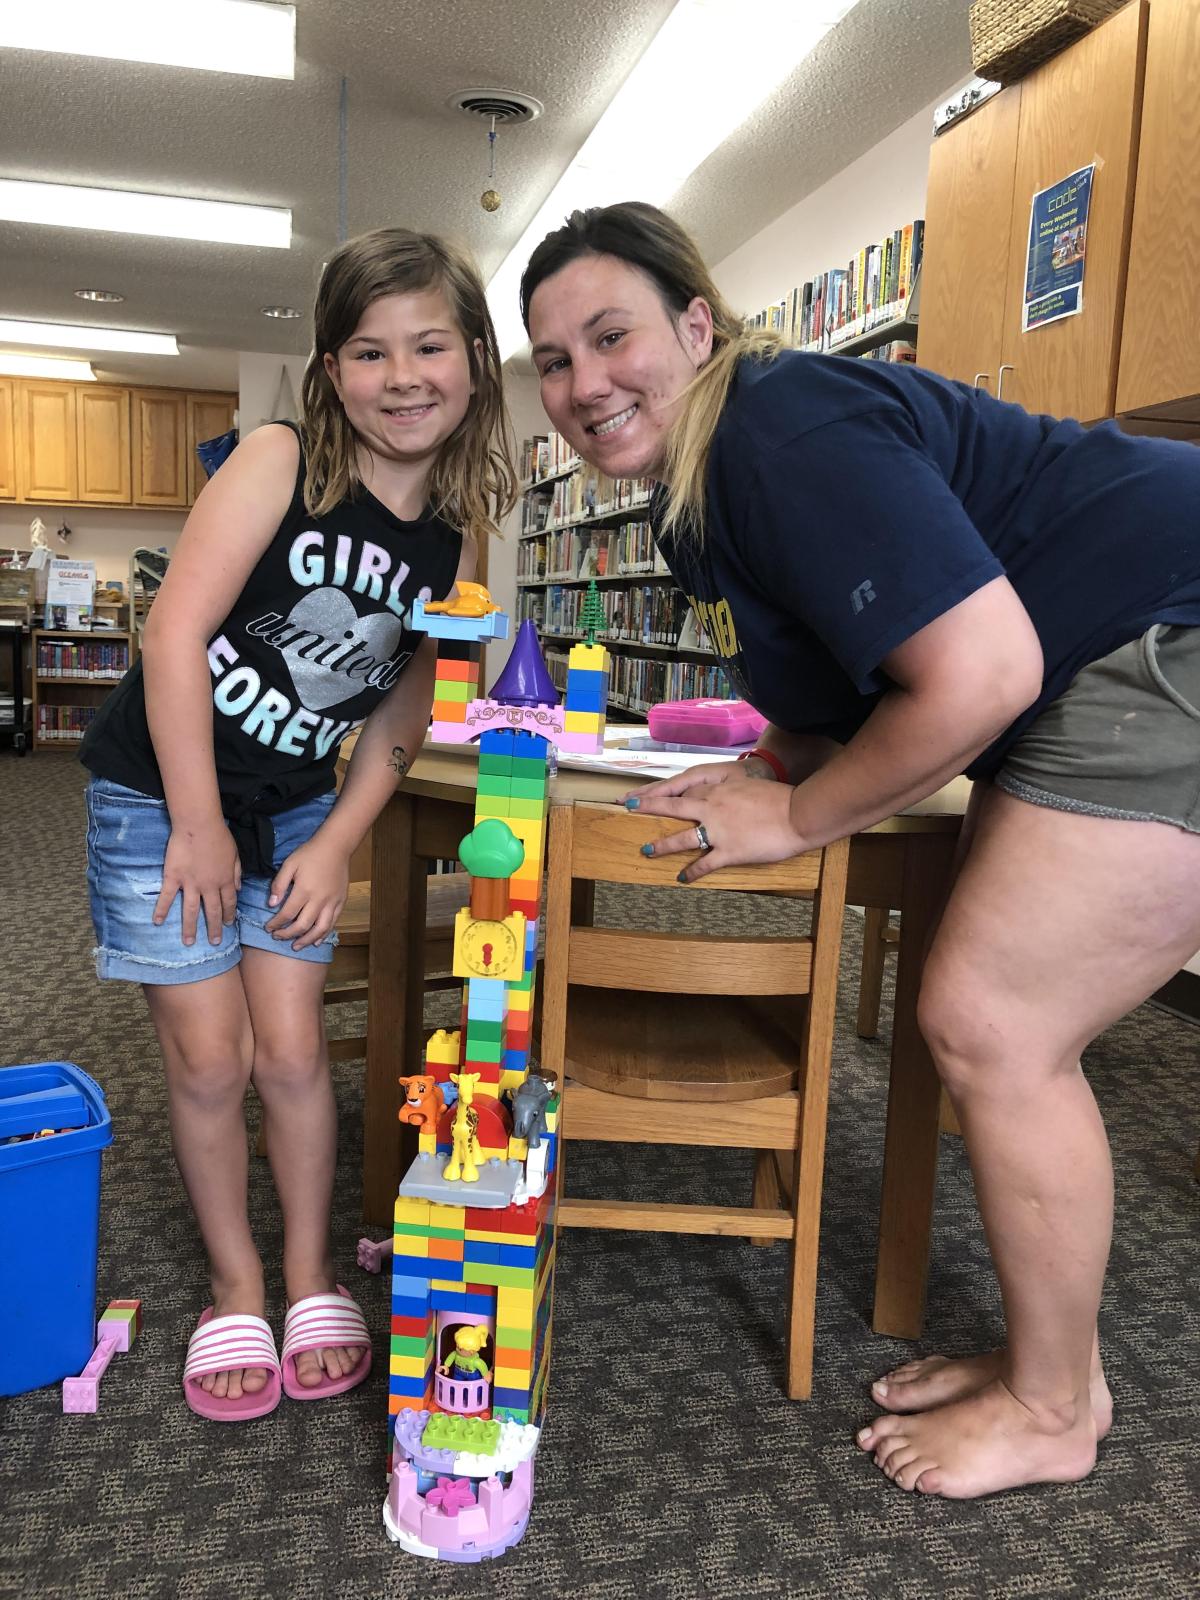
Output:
[1023,164,1095,332]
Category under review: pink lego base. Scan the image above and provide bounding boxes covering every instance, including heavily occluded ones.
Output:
[62,1335,118,1413]
[384,1458,533,1561]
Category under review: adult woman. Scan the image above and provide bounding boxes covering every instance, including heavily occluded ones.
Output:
[520,201,1200,1499]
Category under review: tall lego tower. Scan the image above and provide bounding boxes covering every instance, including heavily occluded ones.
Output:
[381,591,609,1561]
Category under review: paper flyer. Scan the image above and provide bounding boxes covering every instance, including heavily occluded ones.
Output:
[1023,164,1095,332]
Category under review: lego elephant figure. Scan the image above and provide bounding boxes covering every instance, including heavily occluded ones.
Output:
[511,1074,553,1149]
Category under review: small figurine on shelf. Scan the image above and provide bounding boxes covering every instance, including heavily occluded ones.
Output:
[439,1324,491,1381]
[444,1071,482,1182]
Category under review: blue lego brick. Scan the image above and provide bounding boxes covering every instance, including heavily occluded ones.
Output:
[499,1242,538,1269]
[524,923,538,955]
[389,1373,433,1399]
[502,1049,531,1075]
[392,1293,431,1319]
[540,1130,558,1176]
[466,977,508,1003]
[464,1240,501,1266]
[491,1385,533,1412]
[565,684,605,713]
[566,667,607,691]
[411,599,510,641]
[511,733,550,761]
[479,729,518,755]
[429,1286,495,1315]
[392,1273,432,1299]
[426,1255,465,1283]
[391,1253,436,1281]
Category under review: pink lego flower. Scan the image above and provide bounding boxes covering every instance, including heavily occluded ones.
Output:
[426,1475,477,1514]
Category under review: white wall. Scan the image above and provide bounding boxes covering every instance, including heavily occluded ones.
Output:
[0,504,187,588]
[238,352,306,435]
[711,92,953,317]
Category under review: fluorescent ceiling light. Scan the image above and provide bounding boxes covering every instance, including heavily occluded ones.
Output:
[0,1,295,79]
[0,179,291,248]
[0,319,178,356]
[0,352,96,381]
[488,0,861,363]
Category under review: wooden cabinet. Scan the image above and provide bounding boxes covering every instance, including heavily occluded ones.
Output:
[1116,0,1200,419]
[132,388,188,507]
[919,0,1148,421]
[17,382,78,502]
[919,88,1022,388]
[0,379,15,500]
[76,385,132,504]
[186,392,237,505]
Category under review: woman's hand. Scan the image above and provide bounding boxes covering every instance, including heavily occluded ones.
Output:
[154,821,242,946]
[266,835,352,950]
[629,776,808,884]
[620,753,780,806]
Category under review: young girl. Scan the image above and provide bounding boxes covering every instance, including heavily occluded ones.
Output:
[520,202,1200,1499]
[81,228,515,1420]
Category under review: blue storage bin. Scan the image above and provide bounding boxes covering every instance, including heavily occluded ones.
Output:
[0,1062,113,1397]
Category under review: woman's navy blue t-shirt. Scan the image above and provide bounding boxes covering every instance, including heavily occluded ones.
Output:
[652,351,1200,777]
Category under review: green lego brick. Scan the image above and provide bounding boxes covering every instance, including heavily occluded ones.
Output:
[473,796,511,819]
[435,679,470,703]
[506,797,547,820]
[510,755,549,780]
[478,754,513,776]
[460,1261,538,1289]
[496,1323,535,1350]
[475,774,514,797]
[509,775,549,800]
[423,1414,501,1454]
[394,1221,467,1242]
[466,1019,504,1045]
[464,1039,502,1063]
[390,1333,434,1359]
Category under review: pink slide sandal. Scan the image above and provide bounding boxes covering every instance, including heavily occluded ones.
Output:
[281,1285,372,1401]
[183,1308,283,1421]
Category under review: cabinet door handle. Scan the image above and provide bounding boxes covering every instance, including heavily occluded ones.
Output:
[997,363,1015,400]
[973,372,991,390]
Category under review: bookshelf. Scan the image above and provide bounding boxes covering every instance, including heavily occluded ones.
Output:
[516,433,729,719]
[32,628,130,751]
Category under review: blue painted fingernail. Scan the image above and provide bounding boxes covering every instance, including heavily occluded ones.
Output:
[640,843,654,857]
[625,797,640,810]
[676,871,688,884]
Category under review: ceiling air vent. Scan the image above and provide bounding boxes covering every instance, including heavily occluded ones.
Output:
[448,89,543,124]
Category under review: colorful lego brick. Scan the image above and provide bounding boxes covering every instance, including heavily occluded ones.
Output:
[563,709,602,734]
[564,683,605,713]
[567,642,608,669]
[390,1351,435,1380]
[435,657,479,682]
[453,909,527,982]
[478,728,518,755]
[429,1285,494,1316]
[391,1313,429,1339]
[495,1325,534,1353]
[464,1239,501,1266]
[388,1372,434,1400]
[424,1029,461,1070]
[499,1242,538,1269]
[432,700,468,723]
[390,1332,435,1360]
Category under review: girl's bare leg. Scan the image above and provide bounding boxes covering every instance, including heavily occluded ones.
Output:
[859,789,1200,1497]
[239,947,363,1386]
[145,970,267,1399]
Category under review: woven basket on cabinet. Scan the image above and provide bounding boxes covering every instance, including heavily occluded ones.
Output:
[969,0,1127,84]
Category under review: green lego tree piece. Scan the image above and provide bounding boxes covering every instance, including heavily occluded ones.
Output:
[578,579,606,646]
[422,1413,501,1454]
[458,817,525,879]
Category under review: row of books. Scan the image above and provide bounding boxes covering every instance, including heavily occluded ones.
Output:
[520,432,578,484]
[517,521,672,583]
[36,640,130,680]
[543,582,697,648]
[608,651,731,715]
[36,703,101,740]
[543,470,653,532]
[748,219,924,351]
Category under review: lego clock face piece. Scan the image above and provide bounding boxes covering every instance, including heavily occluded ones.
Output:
[453,910,526,980]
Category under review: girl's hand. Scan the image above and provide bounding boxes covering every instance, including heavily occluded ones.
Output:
[619,754,779,806]
[629,777,808,885]
[266,836,351,950]
[154,822,242,946]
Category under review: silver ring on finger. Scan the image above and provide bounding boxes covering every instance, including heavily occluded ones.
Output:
[694,822,713,853]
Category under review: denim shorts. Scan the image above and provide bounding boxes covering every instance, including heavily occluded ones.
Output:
[85,778,340,985]
[996,624,1200,833]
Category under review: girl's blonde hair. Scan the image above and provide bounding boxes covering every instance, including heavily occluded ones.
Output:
[301,227,517,538]
[519,201,782,540]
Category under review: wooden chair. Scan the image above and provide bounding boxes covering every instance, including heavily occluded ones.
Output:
[540,801,850,1401]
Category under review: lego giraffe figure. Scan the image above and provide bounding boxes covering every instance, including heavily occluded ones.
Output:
[445,1072,482,1183]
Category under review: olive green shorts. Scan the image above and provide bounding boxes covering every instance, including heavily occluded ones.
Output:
[995,625,1200,834]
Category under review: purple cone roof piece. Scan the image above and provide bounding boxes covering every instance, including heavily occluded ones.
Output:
[491,620,559,707]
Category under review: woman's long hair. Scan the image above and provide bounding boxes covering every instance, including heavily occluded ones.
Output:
[301,228,516,539]
[520,201,781,539]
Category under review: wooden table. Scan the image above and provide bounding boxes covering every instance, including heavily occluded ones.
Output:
[360,738,969,1341]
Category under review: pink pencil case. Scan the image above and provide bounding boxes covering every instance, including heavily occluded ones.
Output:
[647,698,766,747]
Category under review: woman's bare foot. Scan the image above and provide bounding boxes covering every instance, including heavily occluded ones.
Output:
[857,1377,1098,1498]
[285,1269,364,1388]
[871,1348,1113,1438]
[201,1277,271,1402]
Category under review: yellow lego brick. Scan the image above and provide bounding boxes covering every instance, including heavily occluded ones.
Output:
[568,642,609,670]
[507,1136,528,1161]
[418,1131,438,1155]
[499,1069,528,1095]
[494,1363,534,1390]
[465,1227,511,1247]
[503,817,544,850]
[564,710,602,733]
[394,1196,431,1224]
[453,909,526,982]
[496,1288,535,1322]
[390,1352,434,1379]
[505,989,532,1014]
[425,1028,462,1066]
[394,1232,430,1257]
[428,1206,466,1230]
[430,1277,471,1295]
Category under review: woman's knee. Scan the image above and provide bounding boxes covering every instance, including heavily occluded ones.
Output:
[917,967,1029,1094]
[161,1032,255,1104]
[251,1031,328,1097]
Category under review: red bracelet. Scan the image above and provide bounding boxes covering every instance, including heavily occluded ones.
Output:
[737,746,788,783]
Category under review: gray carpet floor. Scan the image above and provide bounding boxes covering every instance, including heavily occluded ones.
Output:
[0,754,1197,1600]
